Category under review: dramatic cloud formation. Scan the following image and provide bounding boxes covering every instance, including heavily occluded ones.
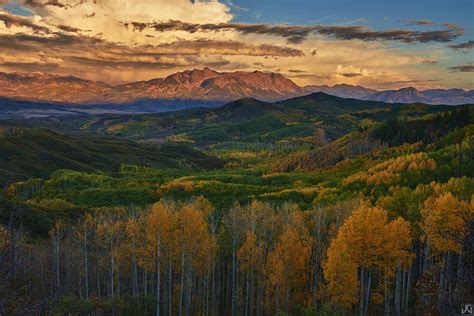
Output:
[130,20,464,44]
[0,0,472,89]
[449,64,474,72]
[0,11,50,33]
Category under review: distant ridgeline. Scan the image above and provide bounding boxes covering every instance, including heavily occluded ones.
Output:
[373,105,472,146]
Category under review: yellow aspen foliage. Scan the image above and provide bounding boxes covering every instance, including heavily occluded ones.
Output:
[175,202,215,272]
[421,192,473,254]
[324,238,359,308]
[265,212,311,309]
[324,204,413,309]
[238,231,262,274]
[142,202,175,271]
[344,152,436,186]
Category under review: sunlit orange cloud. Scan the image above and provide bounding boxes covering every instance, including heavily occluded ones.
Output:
[0,0,472,89]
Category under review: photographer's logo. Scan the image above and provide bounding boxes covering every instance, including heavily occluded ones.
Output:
[462,304,473,315]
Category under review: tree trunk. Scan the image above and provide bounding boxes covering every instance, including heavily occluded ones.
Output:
[169,258,173,316]
[110,247,115,297]
[245,271,250,316]
[55,234,60,297]
[364,269,372,316]
[404,265,412,312]
[179,250,185,316]
[156,237,161,316]
[360,267,365,316]
[232,239,237,316]
[84,225,89,299]
[117,258,121,297]
[97,257,101,300]
[384,276,390,316]
[132,241,138,296]
[394,266,401,316]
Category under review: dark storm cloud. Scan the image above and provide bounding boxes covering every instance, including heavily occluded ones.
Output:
[0,32,102,47]
[448,64,474,72]
[151,40,304,57]
[448,40,474,51]
[0,29,303,75]
[0,12,51,33]
[0,27,303,58]
[124,20,464,44]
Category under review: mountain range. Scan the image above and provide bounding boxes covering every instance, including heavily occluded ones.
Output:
[0,69,473,105]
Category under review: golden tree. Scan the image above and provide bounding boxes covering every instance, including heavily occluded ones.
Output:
[324,204,412,314]
[265,212,312,313]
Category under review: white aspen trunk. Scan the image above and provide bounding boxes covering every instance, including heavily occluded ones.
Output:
[117,259,121,297]
[132,241,138,296]
[360,267,365,316]
[405,265,411,312]
[394,266,401,316]
[364,269,372,316]
[455,253,463,294]
[144,269,148,296]
[55,234,60,297]
[84,224,89,299]
[245,271,250,316]
[384,276,390,316]
[97,257,101,300]
[211,255,215,315]
[179,249,185,316]
[66,246,71,294]
[169,258,173,316]
[156,237,161,316]
[285,267,289,314]
[232,238,237,316]
[110,246,115,297]
[401,268,406,311]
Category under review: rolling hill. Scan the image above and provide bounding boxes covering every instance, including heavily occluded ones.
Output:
[0,127,225,181]
[19,93,455,147]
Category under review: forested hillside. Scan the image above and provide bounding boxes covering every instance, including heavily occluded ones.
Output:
[0,99,472,315]
[0,127,224,182]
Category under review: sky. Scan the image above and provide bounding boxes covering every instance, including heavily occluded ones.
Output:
[0,0,472,89]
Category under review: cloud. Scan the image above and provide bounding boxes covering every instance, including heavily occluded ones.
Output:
[421,58,438,64]
[448,64,474,72]
[151,40,304,57]
[22,0,65,8]
[448,40,474,51]
[400,19,434,26]
[16,0,233,45]
[287,69,307,74]
[131,20,463,44]
[0,11,50,33]
[0,0,471,89]
[335,64,368,77]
